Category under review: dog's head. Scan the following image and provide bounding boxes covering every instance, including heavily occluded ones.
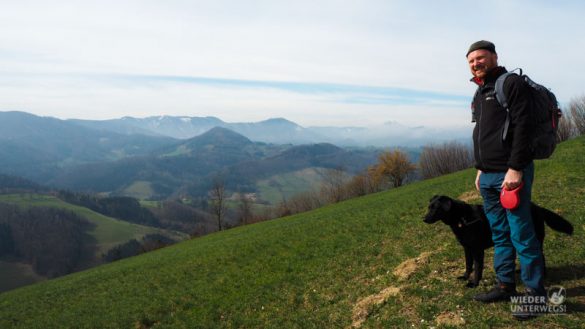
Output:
[423,195,454,224]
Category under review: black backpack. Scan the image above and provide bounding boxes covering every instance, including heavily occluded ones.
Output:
[495,68,562,159]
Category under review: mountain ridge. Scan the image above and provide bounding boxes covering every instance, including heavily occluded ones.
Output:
[0,111,439,201]
[0,111,178,181]
[49,129,380,199]
[66,112,470,147]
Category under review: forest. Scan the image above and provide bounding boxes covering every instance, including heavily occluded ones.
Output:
[0,202,94,277]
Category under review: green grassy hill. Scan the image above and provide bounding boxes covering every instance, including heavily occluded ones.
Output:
[0,194,187,256]
[0,194,188,292]
[1,137,584,328]
[256,167,325,204]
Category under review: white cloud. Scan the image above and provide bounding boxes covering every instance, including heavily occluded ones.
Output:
[0,0,584,127]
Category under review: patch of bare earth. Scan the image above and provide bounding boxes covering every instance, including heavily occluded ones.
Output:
[457,190,481,203]
[350,286,401,328]
[350,251,437,328]
[435,310,466,327]
[393,251,434,281]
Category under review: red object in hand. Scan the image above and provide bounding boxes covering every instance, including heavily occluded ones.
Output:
[500,182,524,210]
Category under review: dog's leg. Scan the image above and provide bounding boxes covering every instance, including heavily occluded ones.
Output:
[458,247,473,281]
[467,249,485,288]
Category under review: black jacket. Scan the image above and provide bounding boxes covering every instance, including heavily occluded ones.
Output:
[471,67,534,172]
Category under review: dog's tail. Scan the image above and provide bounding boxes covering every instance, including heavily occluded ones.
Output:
[537,205,574,235]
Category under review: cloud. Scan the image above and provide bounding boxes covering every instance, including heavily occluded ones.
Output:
[0,71,470,126]
[0,0,584,128]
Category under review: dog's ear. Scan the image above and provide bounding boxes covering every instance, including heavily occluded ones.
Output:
[440,197,452,211]
[430,195,440,202]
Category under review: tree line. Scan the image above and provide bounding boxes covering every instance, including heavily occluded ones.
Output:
[147,199,214,235]
[56,190,218,236]
[0,174,45,193]
[57,191,160,227]
[557,96,585,141]
[102,234,176,263]
[0,202,95,278]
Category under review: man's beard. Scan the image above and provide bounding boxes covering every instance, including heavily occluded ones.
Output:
[473,64,489,77]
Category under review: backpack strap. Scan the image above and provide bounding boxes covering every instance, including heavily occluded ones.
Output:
[471,87,481,122]
[494,68,522,141]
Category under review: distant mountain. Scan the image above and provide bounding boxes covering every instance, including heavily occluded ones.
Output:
[68,115,471,147]
[71,116,327,145]
[228,118,327,145]
[69,116,225,139]
[0,111,441,201]
[222,143,379,191]
[178,126,253,151]
[0,111,177,181]
[46,127,278,197]
[48,127,380,199]
[0,111,387,199]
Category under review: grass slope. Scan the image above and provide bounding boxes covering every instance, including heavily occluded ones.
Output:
[122,181,156,200]
[256,167,324,204]
[1,137,584,328]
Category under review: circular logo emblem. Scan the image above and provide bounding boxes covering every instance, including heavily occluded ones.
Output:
[548,285,566,305]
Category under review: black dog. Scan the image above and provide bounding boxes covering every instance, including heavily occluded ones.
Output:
[423,195,573,288]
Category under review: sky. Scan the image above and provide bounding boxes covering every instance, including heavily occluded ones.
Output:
[1,0,584,128]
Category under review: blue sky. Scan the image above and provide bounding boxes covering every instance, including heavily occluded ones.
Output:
[1,0,584,128]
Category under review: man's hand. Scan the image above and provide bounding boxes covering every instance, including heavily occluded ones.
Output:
[475,170,482,191]
[502,168,523,190]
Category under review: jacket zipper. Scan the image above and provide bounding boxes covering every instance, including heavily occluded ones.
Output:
[478,86,484,168]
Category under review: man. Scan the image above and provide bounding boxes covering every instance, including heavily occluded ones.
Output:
[466,40,545,320]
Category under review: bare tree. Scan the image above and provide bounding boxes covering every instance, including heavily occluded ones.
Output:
[344,168,382,198]
[366,165,384,192]
[209,176,226,231]
[252,207,277,224]
[237,193,253,225]
[275,197,292,218]
[556,110,575,142]
[286,189,323,214]
[569,95,585,136]
[318,167,348,203]
[374,150,416,188]
[418,142,474,179]
[344,173,369,198]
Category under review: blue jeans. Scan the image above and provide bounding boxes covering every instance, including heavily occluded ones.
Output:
[479,162,545,295]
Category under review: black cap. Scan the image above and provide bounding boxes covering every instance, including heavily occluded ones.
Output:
[466,40,496,57]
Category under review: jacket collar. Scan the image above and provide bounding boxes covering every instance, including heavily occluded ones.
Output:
[470,66,507,86]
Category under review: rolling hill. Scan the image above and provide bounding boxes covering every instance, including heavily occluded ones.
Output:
[0,112,388,201]
[0,137,583,328]
[0,193,188,293]
[49,127,381,200]
[0,194,187,253]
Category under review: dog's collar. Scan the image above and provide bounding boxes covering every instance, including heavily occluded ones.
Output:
[458,216,481,227]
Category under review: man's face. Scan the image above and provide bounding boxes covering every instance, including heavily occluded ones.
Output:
[467,49,498,79]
